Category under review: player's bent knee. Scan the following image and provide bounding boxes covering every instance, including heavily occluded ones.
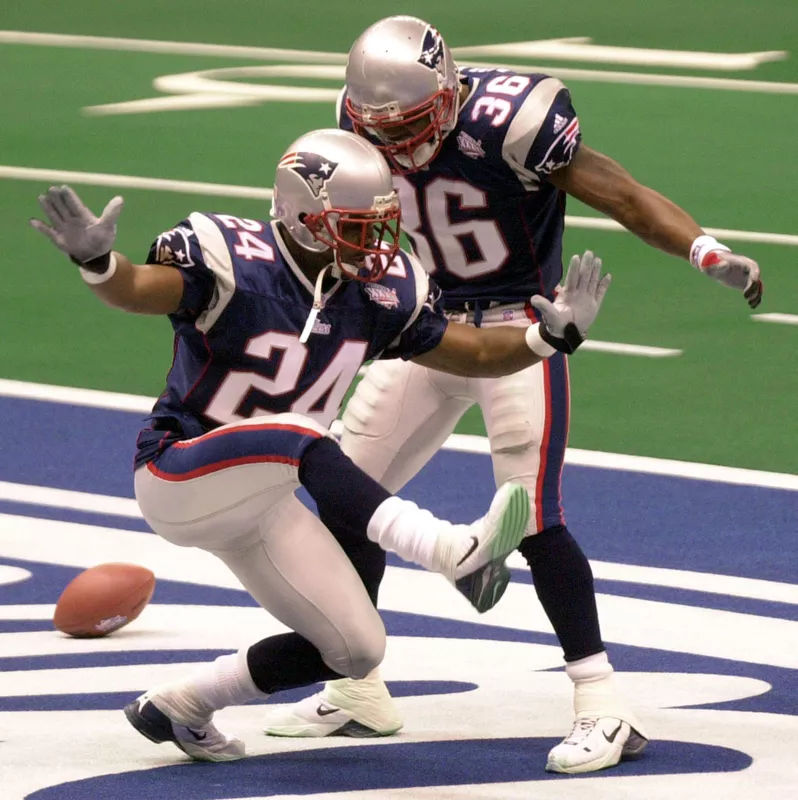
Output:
[348,637,386,679]
[322,627,386,680]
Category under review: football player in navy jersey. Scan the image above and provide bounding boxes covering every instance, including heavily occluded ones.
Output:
[30,128,611,762]
[262,17,764,775]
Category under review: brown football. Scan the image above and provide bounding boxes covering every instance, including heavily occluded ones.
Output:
[53,562,156,638]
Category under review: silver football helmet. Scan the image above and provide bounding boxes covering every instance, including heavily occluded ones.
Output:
[345,16,461,173]
[271,128,400,281]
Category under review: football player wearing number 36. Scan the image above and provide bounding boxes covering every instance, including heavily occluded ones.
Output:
[30,128,610,763]
[262,15,764,775]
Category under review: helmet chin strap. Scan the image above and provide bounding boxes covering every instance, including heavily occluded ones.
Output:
[298,261,349,344]
[299,265,331,344]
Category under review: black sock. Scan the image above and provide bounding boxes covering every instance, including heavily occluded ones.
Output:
[299,436,389,606]
[518,525,605,662]
[316,510,387,606]
[246,633,343,694]
[299,436,392,543]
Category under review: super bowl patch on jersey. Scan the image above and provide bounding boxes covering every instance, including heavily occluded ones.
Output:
[364,284,400,309]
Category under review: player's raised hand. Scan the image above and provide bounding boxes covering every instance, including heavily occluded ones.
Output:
[699,250,763,309]
[528,251,611,354]
[30,185,123,266]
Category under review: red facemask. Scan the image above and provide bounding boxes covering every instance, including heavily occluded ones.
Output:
[304,203,402,281]
[346,88,456,174]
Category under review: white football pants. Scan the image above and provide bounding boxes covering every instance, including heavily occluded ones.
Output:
[134,412,385,679]
[342,306,570,535]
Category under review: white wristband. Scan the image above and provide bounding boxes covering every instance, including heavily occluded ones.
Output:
[525,323,557,358]
[689,235,731,270]
[79,253,118,285]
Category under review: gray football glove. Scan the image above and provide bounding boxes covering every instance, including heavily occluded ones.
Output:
[529,251,612,354]
[700,251,763,309]
[30,185,123,267]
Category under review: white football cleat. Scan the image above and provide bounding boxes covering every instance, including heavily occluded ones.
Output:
[436,482,530,613]
[125,687,245,762]
[545,716,649,774]
[263,672,402,738]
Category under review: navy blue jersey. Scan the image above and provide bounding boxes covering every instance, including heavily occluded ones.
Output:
[339,68,582,310]
[135,214,447,467]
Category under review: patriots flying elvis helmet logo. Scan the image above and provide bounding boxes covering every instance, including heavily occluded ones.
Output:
[278,151,339,198]
[417,26,445,71]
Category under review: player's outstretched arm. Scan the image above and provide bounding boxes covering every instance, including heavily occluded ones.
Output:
[412,252,610,378]
[30,185,183,314]
[550,145,762,308]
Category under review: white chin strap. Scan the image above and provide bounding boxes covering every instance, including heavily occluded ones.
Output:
[299,262,349,344]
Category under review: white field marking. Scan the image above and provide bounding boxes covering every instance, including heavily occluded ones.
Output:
[511,553,798,606]
[0,481,142,518]
[85,93,269,115]
[0,30,348,63]
[4,165,797,249]
[563,215,798,247]
[470,60,798,95]
[452,38,787,71]
[2,30,785,72]
[0,165,274,200]
[0,506,796,608]
[579,340,682,357]
[85,60,798,116]
[0,378,154,412]
[86,65,343,115]
[752,313,798,326]
[1,378,798,490]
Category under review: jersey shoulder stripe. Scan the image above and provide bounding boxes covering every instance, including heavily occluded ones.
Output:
[186,212,237,333]
[501,77,567,187]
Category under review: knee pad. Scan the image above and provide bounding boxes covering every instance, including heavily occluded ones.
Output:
[342,360,414,440]
[486,370,543,455]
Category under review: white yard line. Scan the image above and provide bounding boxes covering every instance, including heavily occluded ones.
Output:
[1,378,797,490]
[0,166,274,200]
[0,483,796,605]
[0,481,141,518]
[2,30,797,94]
[752,313,798,326]
[563,215,798,248]
[578,341,681,357]
[3,165,796,249]
[0,30,348,63]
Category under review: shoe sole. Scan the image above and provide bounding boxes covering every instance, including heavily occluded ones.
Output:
[455,484,529,613]
[545,729,650,774]
[124,699,188,752]
[622,730,649,758]
[264,719,401,739]
[124,699,242,763]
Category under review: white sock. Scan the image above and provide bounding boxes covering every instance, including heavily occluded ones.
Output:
[565,651,614,684]
[191,648,269,713]
[366,497,459,572]
[566,651,640,723]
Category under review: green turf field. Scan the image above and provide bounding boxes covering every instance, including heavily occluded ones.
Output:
[1,1,796,472]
